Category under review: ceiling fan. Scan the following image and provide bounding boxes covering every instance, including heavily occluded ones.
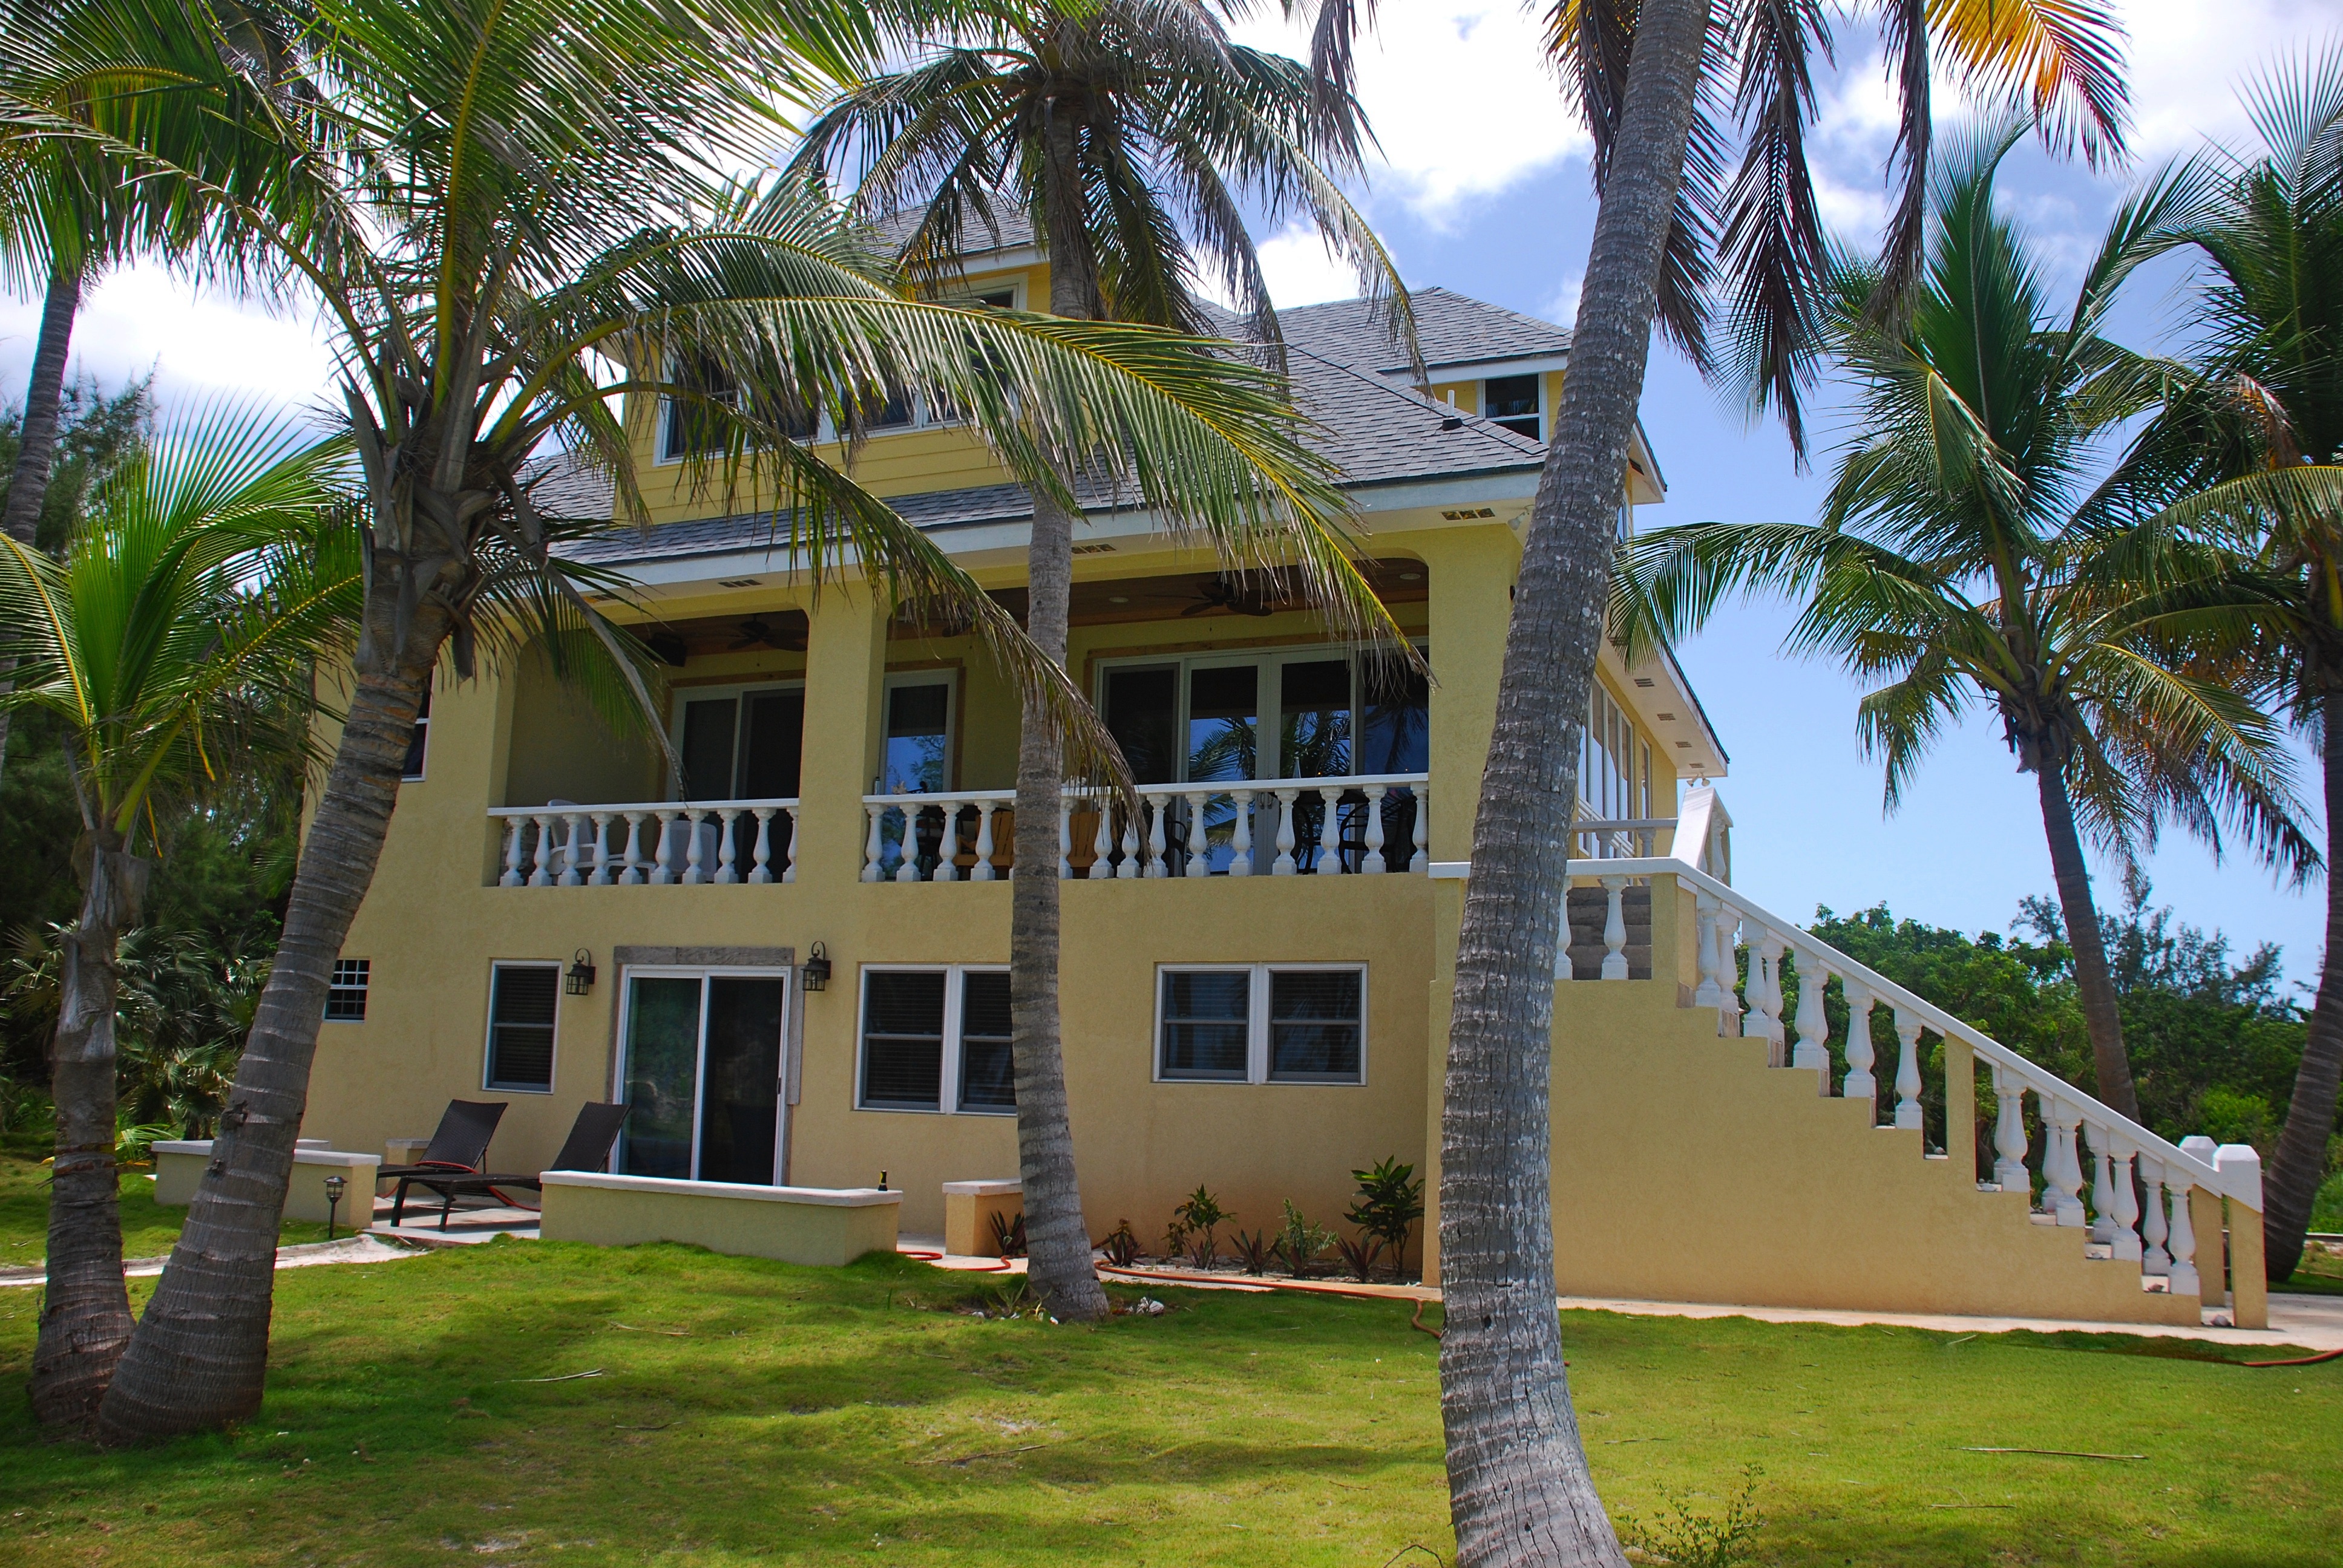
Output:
[1182,574,1279,618]
[729,616,805,652]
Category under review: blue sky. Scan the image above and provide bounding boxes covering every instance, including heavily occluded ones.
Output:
[7,0,2341,983]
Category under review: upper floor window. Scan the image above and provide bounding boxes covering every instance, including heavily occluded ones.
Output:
[1096,644,1429,788]
[675,681,806,801]
[402,687,430,781]
[1583,684,1634,818]
[878,672,956,794]
[325,959,370,1022]
[658,358,814,462]
[1484,373,1542,440]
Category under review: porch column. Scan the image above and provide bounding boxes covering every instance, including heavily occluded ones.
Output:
[796,584,892,892]
[1415,524,1520,862]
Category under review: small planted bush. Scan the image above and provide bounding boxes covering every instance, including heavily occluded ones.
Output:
[1335,1233,1384,1283]
[1345,1157,1425,1280]
[1173,1186,1229,1269]
[1096,1218,1142,1269]
[1274,1200,1335,1276]
[1618,1466,1765,1568]
[1228,1227,1274,1275]
[988,1209,1027,1259]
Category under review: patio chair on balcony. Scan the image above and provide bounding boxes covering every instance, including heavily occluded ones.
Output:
[389,1102,631,1230]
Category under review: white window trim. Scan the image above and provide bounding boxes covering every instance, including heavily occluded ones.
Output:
[1481,371,1547,442]
[853,962,1012,1115]
[483,960,563,1095]
[1092,641,1427,786]
[1152,962,1368,1086]
[667,678,808,802]
[614,964,798,1180]
[879,668,960,794]
[324,959,370,1024]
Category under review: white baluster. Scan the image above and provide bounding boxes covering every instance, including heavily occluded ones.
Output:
[682,808,710,884]
[1714,910,1743,1036]
[1891,1007,1924,1130]
[1693,890,1724,1008]
[619,812,646,885]
[1057,796,1073,880]
[2139,1156,2171,1275]
[972,802,997,881]
[1316,786,1343,874]
[1409,787,1428,874]
[1230,790,1254,876]
[934,803,961,882]
[2043,1099,2087,1226]
[1991,1068,2029,1189]
[715,808,742,883]
[1362,785,1388,874]
[1841,979,1876,1109]
[1089,795,1115,880]
[1144,796,1168,877]
[1742,930,1783,1057]
[2166,1181,2201,1296]
[528,814,555,886]
[862,803,885,883]
[1182,793,1209,877]
[552,814,582,886]
[650,809,681,884]
[749,808,775,883]
[2087,1123,2118,1246]
[1791,950,1830,1089]
[897,805,925,882]
[781,805,800,884]
[1555,886,1578,982]
[1116,802,1140,879]
[499,818,526,887]
[588,813,615,886]
[2109,1141,2142,1263]
[1599,875,1630,980]
[1271,788,1300,875]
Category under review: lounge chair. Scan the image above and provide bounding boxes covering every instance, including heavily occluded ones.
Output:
[389,1102,631,1230]
[376,1099,508,1187]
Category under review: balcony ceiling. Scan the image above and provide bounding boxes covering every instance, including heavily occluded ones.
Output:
[974,558,1429,633]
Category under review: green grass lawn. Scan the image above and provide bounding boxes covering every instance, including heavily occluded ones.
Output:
[2,1236,2338,1567]
[1,1144,327,1269]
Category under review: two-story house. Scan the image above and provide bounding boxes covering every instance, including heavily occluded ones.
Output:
[305,227,2270,1330]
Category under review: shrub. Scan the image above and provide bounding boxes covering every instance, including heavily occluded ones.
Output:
[988,1209,1027,1259]
[1228,1227,1274,1275]
[1345,1157,1425,1278]
[1274,1200,1335,1276]
[1173,1186,1229,1266]
[1335,1233,1384,1282]
[1096,1218,1142,1269]
[1617,1466,1765,1568]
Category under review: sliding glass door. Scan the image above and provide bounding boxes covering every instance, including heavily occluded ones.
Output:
[617,970,790,1184]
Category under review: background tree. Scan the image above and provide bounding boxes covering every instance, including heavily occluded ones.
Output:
[1283,0,2134,1557]
[2158,48,2343,1279]
[788,0,1417,1322]
[0,398,356,1430]
[1617,129,2316,1125]
[0,0,1369,1436]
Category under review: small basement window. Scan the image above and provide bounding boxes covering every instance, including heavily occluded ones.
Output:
[1483,374,1541,440]
[402,687,430,781]
[325,959,370,1022]
[485,962,560,1092]
[857,965,1014,1114]
[1155,964,1366,1085]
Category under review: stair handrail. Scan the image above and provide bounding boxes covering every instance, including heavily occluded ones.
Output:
[1541,853,2242,1204]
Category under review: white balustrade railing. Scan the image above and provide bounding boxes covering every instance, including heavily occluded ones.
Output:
[860,773,1430,883]
[1538,852,2258,1298]
[1570,817,1675,860]
[488,799,801,887]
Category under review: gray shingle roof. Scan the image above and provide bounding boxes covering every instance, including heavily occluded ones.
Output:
[548,287,1567,567]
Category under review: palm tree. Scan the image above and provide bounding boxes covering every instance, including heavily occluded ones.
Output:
[2159,50,2343,1280]
[0,398,358,1430]
[1617,127,2316,1133]
[787,0,1415,1322]
[1300,0,2132,1558]
[0,0,1364,1437]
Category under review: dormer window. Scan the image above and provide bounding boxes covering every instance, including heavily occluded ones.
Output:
[1484,374,1541,440]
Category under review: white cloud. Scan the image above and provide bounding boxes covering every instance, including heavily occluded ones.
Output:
[1230,1,1590,227]
[1253,223,1372,307]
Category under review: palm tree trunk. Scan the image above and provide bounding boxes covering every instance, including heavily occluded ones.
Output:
[1437,0,1710,1560]
[2032,757,2138,1122]
[2263,682,2343,1280]
[96,591,443,1440]
[1003,100,1109,1324]
[28,826,145,1430]
[0,261,84,782]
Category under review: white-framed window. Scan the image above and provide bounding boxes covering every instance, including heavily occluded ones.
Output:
[1153,963,1366,1085]
[670,678,807,801]
[1582,683,1634,818]
[1483,373,1542,440]
[878,670,958,795]
[484,961,561,1093]
[402,687,430,781]
[324,959,370,1022]
[856,964,1015,1114]
[1094,641,1429,787]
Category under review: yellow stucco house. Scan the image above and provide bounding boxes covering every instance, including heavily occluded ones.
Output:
[305,227,2269,1330]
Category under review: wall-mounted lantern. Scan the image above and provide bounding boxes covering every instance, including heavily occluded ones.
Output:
[802,942,831,992]
[565,949,597,996]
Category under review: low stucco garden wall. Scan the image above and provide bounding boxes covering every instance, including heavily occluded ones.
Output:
[538,1172,902,1266]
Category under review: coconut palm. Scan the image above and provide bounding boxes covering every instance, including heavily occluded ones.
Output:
[0,398,359,1430]
[1617,127,2318,1138]
[787,0,1416,1322]
[1320,0,2135,1557]
[2155,50,2343,1281]
[0,0,1365,1436]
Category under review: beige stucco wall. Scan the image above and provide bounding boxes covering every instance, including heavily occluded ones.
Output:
[539,1175,901,1266]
